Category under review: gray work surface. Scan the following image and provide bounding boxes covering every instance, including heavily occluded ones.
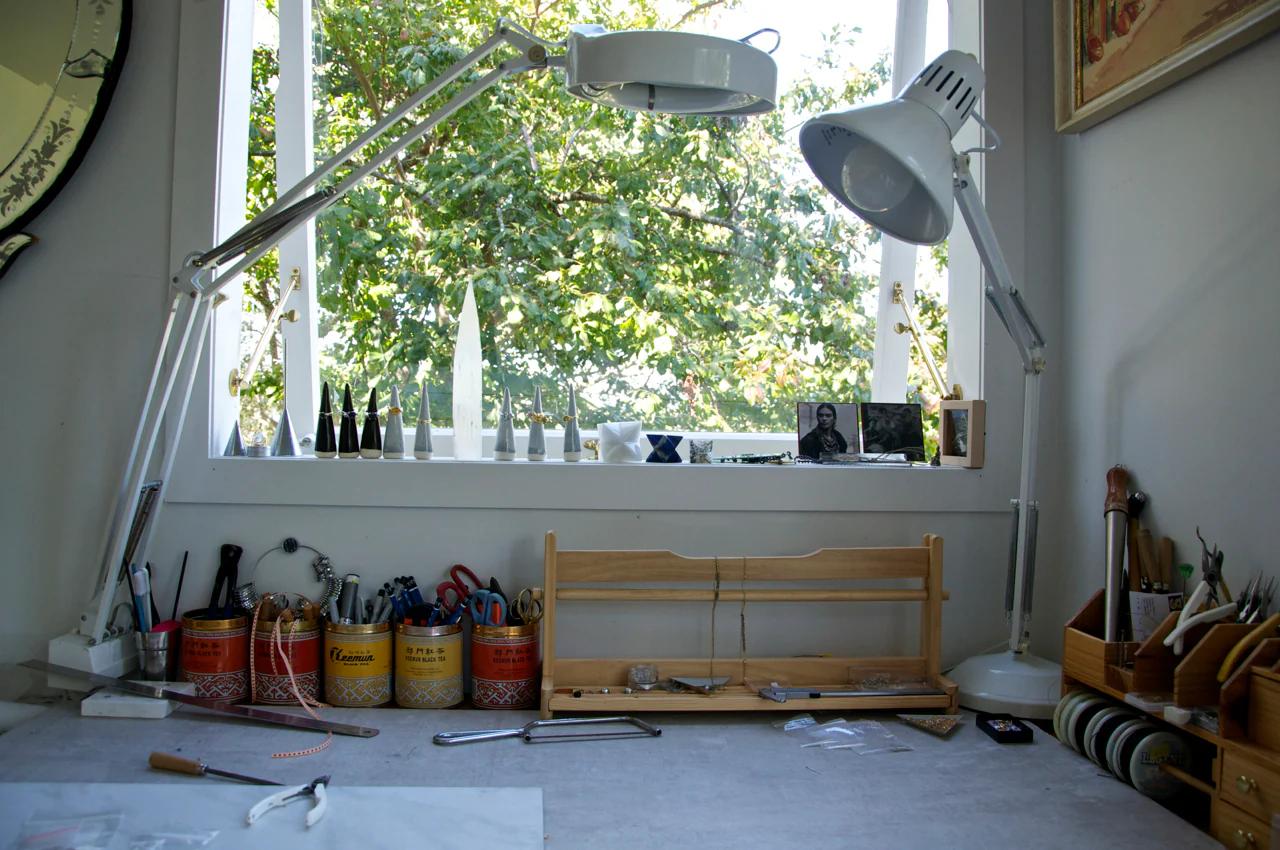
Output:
[0,702,1220,849]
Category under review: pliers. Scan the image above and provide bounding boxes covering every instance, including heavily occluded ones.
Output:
[1164,529,1235,655]
[247,775,330,827]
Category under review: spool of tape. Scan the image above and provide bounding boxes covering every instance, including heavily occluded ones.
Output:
[1084,706,1133,767]
[1106,718,1147,779]
[1054,691,1090,744]
[1127,729,1191,800]
[1068,696,1110,754]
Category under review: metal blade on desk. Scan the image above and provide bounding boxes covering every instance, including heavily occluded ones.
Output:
[21,660,379,738]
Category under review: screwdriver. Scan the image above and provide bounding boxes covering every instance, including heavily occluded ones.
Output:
[149,751,283,786]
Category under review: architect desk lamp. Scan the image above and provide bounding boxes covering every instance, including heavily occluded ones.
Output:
[799,50,1059,718]
[53,19,777,674]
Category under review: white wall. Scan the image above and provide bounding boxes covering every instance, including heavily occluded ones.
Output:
[0,3,1053,687]
[1042,28,1280,650]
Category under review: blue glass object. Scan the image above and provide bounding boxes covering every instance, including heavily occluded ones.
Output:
[646,434,683,463]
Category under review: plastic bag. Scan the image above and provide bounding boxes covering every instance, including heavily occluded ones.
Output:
[817,720,913,754]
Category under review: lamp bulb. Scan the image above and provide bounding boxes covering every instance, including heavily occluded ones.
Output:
[840,143,913,214]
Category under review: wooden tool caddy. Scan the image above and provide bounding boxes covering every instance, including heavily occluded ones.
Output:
[1063,589,1280,848]
[539,531,957,718]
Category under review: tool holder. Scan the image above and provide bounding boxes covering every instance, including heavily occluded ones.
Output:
[538,531,956,718]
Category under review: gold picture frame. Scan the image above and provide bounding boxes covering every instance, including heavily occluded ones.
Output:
[1054,0,1280,133]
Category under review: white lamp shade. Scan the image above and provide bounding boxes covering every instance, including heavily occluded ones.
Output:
[798,99,954,245]
[564,28,777,115]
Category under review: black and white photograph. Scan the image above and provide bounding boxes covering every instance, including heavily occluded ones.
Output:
[858,402,926,462]
[943,407,969,457]
[796,401,857,461]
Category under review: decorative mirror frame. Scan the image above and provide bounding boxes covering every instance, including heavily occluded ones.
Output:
[0,0,132,279]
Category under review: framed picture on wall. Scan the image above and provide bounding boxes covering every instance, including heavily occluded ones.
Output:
[1054,0,1280,133]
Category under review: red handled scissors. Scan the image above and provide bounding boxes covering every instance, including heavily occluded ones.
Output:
[436,564,483,614]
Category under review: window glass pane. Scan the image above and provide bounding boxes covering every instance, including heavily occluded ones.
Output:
[242,1,951,446]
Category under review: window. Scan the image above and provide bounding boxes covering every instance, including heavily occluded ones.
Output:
[228,0,976,461]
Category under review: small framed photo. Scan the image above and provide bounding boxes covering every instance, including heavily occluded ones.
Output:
[796,402,857,461]
[939,400,986,468]
[858,402,926,462]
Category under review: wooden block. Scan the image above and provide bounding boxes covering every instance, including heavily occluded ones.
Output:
[80,682,195,719]
[1175,623,1253,707]
[1249,669,1280,752]
[1220,639,1280,740]
[1132,610,1184,693]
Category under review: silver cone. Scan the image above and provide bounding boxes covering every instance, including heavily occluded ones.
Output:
[223,421,245,457]
[414,382,434,460]
[270,409,300,457]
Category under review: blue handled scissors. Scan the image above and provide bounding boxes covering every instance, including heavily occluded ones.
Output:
[468,589,507,627]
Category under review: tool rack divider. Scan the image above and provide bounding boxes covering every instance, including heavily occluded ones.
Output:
[539,531,956,718]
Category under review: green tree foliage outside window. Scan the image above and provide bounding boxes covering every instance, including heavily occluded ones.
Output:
[239,0,949,451]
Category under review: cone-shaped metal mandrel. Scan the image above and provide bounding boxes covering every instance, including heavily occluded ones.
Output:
[527,386,546,461]
[223,421,245,457]
[314,381,337,457]
[338,383,360,458]
[270,408,300,457]
[563,384,582,462]
[494,386,516,460]
[383,386,405,458]
[360,388,382,459]
[413,382,434,460]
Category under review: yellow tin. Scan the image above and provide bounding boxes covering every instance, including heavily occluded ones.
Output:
[395,622,463,708]
[323,621,392,707]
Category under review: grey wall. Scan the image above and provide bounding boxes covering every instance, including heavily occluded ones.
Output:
[1041,28,1280,650]
[0,4,1059,689]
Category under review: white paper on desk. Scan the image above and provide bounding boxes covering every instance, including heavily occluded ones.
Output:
[0,783,543,850]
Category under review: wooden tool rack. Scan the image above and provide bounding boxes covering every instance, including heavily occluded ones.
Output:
[539,531,957,718]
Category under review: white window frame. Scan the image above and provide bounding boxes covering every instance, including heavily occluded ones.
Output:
[168,0,1019,515]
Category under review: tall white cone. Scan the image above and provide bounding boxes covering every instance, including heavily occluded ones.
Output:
[527,386,546,461]
[494,386,516,460]
[452,282,483,460]
[414,382,434,460]
[563,385,582,462]
[383,385,405,458]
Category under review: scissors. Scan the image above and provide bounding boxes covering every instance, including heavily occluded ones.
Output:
[436,564,483,614]
[247,774,330,828]
[468,589,507,626]
[513,587,544,626]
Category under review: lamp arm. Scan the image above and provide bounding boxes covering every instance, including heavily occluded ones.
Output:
[201,18,558,269]
[81,21,560,647]
[951,152,1046,654]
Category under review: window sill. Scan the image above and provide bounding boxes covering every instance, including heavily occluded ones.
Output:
[167,453,1009,513]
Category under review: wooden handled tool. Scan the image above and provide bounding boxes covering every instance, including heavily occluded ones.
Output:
[1126,492,1147,592]
[149,751,282,786]
[1158,537,1174,593]
[1138,528,1158,593]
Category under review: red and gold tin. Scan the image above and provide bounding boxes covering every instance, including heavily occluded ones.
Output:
[395,622,463,708]
[252,616,321,705]
[470,623,539,709]
[323,621,392,707]
[180,612,249,701]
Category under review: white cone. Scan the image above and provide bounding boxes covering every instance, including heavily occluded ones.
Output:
[452,282,483,460]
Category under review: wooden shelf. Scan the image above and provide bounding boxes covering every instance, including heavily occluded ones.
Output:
[539,532,957,718]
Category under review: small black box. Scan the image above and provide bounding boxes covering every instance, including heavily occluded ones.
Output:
[976,713,1034,744]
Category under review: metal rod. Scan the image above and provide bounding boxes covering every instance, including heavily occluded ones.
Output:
[23,661,379,738]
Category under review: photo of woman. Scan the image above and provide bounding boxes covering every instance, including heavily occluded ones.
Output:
[796,402,856,461]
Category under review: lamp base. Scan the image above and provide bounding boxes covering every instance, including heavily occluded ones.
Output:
[47,632,137,687]
[948,650,1060,720]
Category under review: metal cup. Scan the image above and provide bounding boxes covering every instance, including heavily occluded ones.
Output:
[135,629,179,681]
